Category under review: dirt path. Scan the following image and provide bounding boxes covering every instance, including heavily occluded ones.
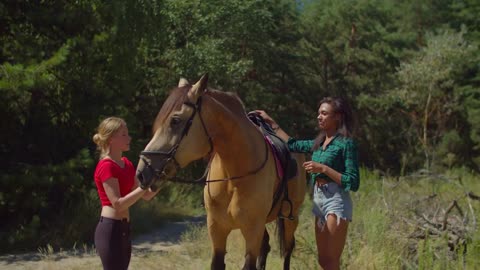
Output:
[132,215,205,253]
[0,216,206,270]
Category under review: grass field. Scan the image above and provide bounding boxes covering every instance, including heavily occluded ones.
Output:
[4,169,479,270]
[134,168,480,269]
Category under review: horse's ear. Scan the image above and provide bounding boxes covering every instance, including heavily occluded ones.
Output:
[188,73,209,101]
[178,78,189,87]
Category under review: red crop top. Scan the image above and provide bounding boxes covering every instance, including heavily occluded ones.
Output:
[94,157,136,206]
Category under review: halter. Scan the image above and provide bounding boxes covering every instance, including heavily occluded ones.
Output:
[139,96,213,183]
[139,96,269,185]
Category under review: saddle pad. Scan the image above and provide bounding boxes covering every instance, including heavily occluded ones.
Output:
[265,136,284,180]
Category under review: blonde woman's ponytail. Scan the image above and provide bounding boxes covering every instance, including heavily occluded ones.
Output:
[92,117,126,159]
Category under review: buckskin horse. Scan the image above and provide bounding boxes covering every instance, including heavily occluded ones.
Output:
[136,74,306,270]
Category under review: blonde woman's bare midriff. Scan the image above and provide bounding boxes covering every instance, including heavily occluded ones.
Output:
[101,205,130,221]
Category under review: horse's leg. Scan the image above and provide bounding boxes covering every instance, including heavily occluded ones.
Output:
[256,228,270,270]
[208,220,230,270]
[240,224,265,270]
[281,218,299,270]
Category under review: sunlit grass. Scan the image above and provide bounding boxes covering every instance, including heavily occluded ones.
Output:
[7,169,479,270]
[151,168,480,270]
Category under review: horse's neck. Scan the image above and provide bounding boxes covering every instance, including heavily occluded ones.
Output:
[206,98,265,173]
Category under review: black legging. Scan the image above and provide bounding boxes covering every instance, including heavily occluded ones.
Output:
[94,216,132,270]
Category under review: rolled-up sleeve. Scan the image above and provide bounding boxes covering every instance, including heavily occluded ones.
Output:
[340,139,360,192]
[287,138,314,153]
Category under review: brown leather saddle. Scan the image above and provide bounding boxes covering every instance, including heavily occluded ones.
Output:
[248,112,298,220]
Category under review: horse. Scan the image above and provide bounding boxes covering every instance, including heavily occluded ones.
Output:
[136,74,306,270]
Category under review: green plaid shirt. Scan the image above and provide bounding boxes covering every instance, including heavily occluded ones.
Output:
[287,135,360,192]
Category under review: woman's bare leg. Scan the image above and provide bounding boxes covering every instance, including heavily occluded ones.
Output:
[315,215,349,270]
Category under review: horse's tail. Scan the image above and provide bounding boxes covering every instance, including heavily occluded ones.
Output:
[276,217,287,257]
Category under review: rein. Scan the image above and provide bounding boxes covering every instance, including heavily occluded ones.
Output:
[203,138,269,183]
[139,96,269,185]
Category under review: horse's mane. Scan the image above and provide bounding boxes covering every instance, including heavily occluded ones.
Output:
[152,85,246,133]
[206,89,246,116]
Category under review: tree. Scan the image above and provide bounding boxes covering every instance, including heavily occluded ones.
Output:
[297,0,420,169]
[391,29,476,170]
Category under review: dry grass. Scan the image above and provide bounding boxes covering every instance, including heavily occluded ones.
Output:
[2,169,479,270]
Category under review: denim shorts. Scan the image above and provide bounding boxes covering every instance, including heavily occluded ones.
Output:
[312,182,353,227]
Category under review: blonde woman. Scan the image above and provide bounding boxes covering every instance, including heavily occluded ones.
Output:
[92,117,158,270]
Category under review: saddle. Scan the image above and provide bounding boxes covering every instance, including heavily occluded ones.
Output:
[247,112,298,182]
[248,112,298,220]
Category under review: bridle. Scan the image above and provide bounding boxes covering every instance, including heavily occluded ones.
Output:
[139,95,269,184]
[140,96,212,183]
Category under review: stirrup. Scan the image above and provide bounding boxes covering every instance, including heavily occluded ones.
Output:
[278,198,295,220]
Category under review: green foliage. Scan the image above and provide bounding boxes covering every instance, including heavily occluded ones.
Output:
[1,0,480,254]
[436,130,468,168]
[0,149,95,252]
[390,28,478,170]
[297,0,421,170]
[461,81,480,168]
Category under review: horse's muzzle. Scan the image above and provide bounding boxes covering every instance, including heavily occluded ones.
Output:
[136,156,179,189]
[136,165,156,190]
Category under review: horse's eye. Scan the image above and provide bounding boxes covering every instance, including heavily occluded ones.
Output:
[170,117,181,127]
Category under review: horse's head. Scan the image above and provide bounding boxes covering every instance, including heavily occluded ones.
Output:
[136,74,213,187]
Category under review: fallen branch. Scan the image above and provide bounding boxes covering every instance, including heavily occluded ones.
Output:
[467,192,480,201]
[421,214,441,229]
[442,200,463,231]
[400,185,478,262]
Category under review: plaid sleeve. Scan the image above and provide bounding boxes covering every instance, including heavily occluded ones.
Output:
[287,138,314,153]
[340,139,360,192]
